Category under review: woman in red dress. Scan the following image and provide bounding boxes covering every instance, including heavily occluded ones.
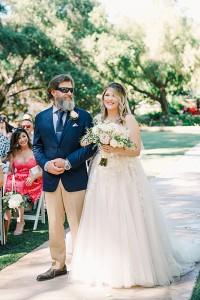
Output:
[4,127,42,236]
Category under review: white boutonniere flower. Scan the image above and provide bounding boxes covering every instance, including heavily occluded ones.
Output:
[69,110,79,121]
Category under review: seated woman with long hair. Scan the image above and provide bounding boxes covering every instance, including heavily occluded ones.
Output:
[4,127,42,237]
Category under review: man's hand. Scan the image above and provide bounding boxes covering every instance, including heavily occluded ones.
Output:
[52,158,66,169]
[46,160,64,175]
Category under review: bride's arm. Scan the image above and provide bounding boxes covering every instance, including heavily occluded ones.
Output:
[102,114,141,157]
[80,138,92,147]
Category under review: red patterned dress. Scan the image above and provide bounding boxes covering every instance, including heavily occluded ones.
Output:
[5,158,42,203]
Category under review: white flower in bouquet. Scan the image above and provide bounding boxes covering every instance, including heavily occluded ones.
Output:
[119,141,126,148]
[110,139,119,148]
[99,132,110,144]
[92,126,98,135]
[8,193,23,209]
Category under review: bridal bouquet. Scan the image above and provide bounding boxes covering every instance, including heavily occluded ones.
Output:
[81,121,137,166]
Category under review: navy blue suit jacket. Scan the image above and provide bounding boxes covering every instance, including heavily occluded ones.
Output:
[33,106,96,192]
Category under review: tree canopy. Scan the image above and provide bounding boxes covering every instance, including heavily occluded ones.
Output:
[1,0,200,118]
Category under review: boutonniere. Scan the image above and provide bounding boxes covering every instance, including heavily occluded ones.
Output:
[69,110,79,121]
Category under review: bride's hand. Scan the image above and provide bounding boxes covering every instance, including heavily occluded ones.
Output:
[102,145,117,154]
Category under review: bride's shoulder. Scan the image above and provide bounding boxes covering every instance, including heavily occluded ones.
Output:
[125,114,139,128]
[125,113,136,122]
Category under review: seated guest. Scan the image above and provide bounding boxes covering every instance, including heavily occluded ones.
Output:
[23,113,33,123]
[0,113,14,138]
[0,131,10,160]
[0,116,11,139]
[4,127,43,236]
[21,119,34,143]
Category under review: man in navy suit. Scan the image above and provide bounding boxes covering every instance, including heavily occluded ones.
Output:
[33,74,96,281]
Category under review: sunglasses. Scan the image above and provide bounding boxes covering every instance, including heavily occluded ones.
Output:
[22,124,31,129]
[56,87,74,94]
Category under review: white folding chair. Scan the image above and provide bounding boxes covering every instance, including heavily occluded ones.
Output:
[0,188,6,245]
[0,164,9,245]
[24,192,46,230]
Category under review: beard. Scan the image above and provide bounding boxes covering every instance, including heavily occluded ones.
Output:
[56,97,75,112]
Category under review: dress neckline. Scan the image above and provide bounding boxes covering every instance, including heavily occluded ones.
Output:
[14,157,35,165]
[105,118,120,124]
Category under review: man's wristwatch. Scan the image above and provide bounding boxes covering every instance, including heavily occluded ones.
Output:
[64,160,71,170]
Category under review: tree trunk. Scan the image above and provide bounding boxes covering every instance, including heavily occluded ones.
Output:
[159,92,169,115]
[0,91,6,110]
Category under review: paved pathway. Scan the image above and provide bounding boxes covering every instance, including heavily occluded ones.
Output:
[0,144,200,300]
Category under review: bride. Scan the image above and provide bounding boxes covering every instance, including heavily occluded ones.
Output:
[70,82,199,288]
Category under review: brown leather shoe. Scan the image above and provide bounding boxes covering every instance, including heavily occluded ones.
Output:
[36,265,67,281]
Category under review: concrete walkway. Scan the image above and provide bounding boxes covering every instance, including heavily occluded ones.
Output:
[1,144,200,300]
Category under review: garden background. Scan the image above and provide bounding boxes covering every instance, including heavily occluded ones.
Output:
[1,0,200,125]
[1,1,200,299]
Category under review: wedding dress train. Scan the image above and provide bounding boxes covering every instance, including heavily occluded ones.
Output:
[70,151,200,288]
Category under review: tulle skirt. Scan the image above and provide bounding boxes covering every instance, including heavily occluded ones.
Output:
[70,152,199,288]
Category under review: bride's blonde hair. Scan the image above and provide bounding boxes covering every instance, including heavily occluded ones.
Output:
[101,82,131,124]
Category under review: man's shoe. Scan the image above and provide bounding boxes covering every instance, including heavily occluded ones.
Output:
[36,265,67,281]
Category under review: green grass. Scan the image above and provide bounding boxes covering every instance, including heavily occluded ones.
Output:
[0,216,49,270]
[0,214,69,270]
[141,131,199,154]
[190,271,200,300]
[141,131,200,176]
[0,129,199,271]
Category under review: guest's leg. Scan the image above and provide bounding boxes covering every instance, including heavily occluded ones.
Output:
[17,206,24,222]
[61,182,85,252]
[14,206,25,235]
[4,210,11,241]
[44,180,66,269]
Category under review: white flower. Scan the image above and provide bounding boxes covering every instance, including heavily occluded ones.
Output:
[70,110,79,120]
[8,193,23,209]
[92,126,98,134]
[99,132,110,144]
[118,141,125,148]
[110,139,119,147]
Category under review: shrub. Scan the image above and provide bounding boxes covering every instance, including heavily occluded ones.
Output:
[136,112,200,126]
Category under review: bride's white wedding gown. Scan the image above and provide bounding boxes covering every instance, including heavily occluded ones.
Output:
[70,142,199,288]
